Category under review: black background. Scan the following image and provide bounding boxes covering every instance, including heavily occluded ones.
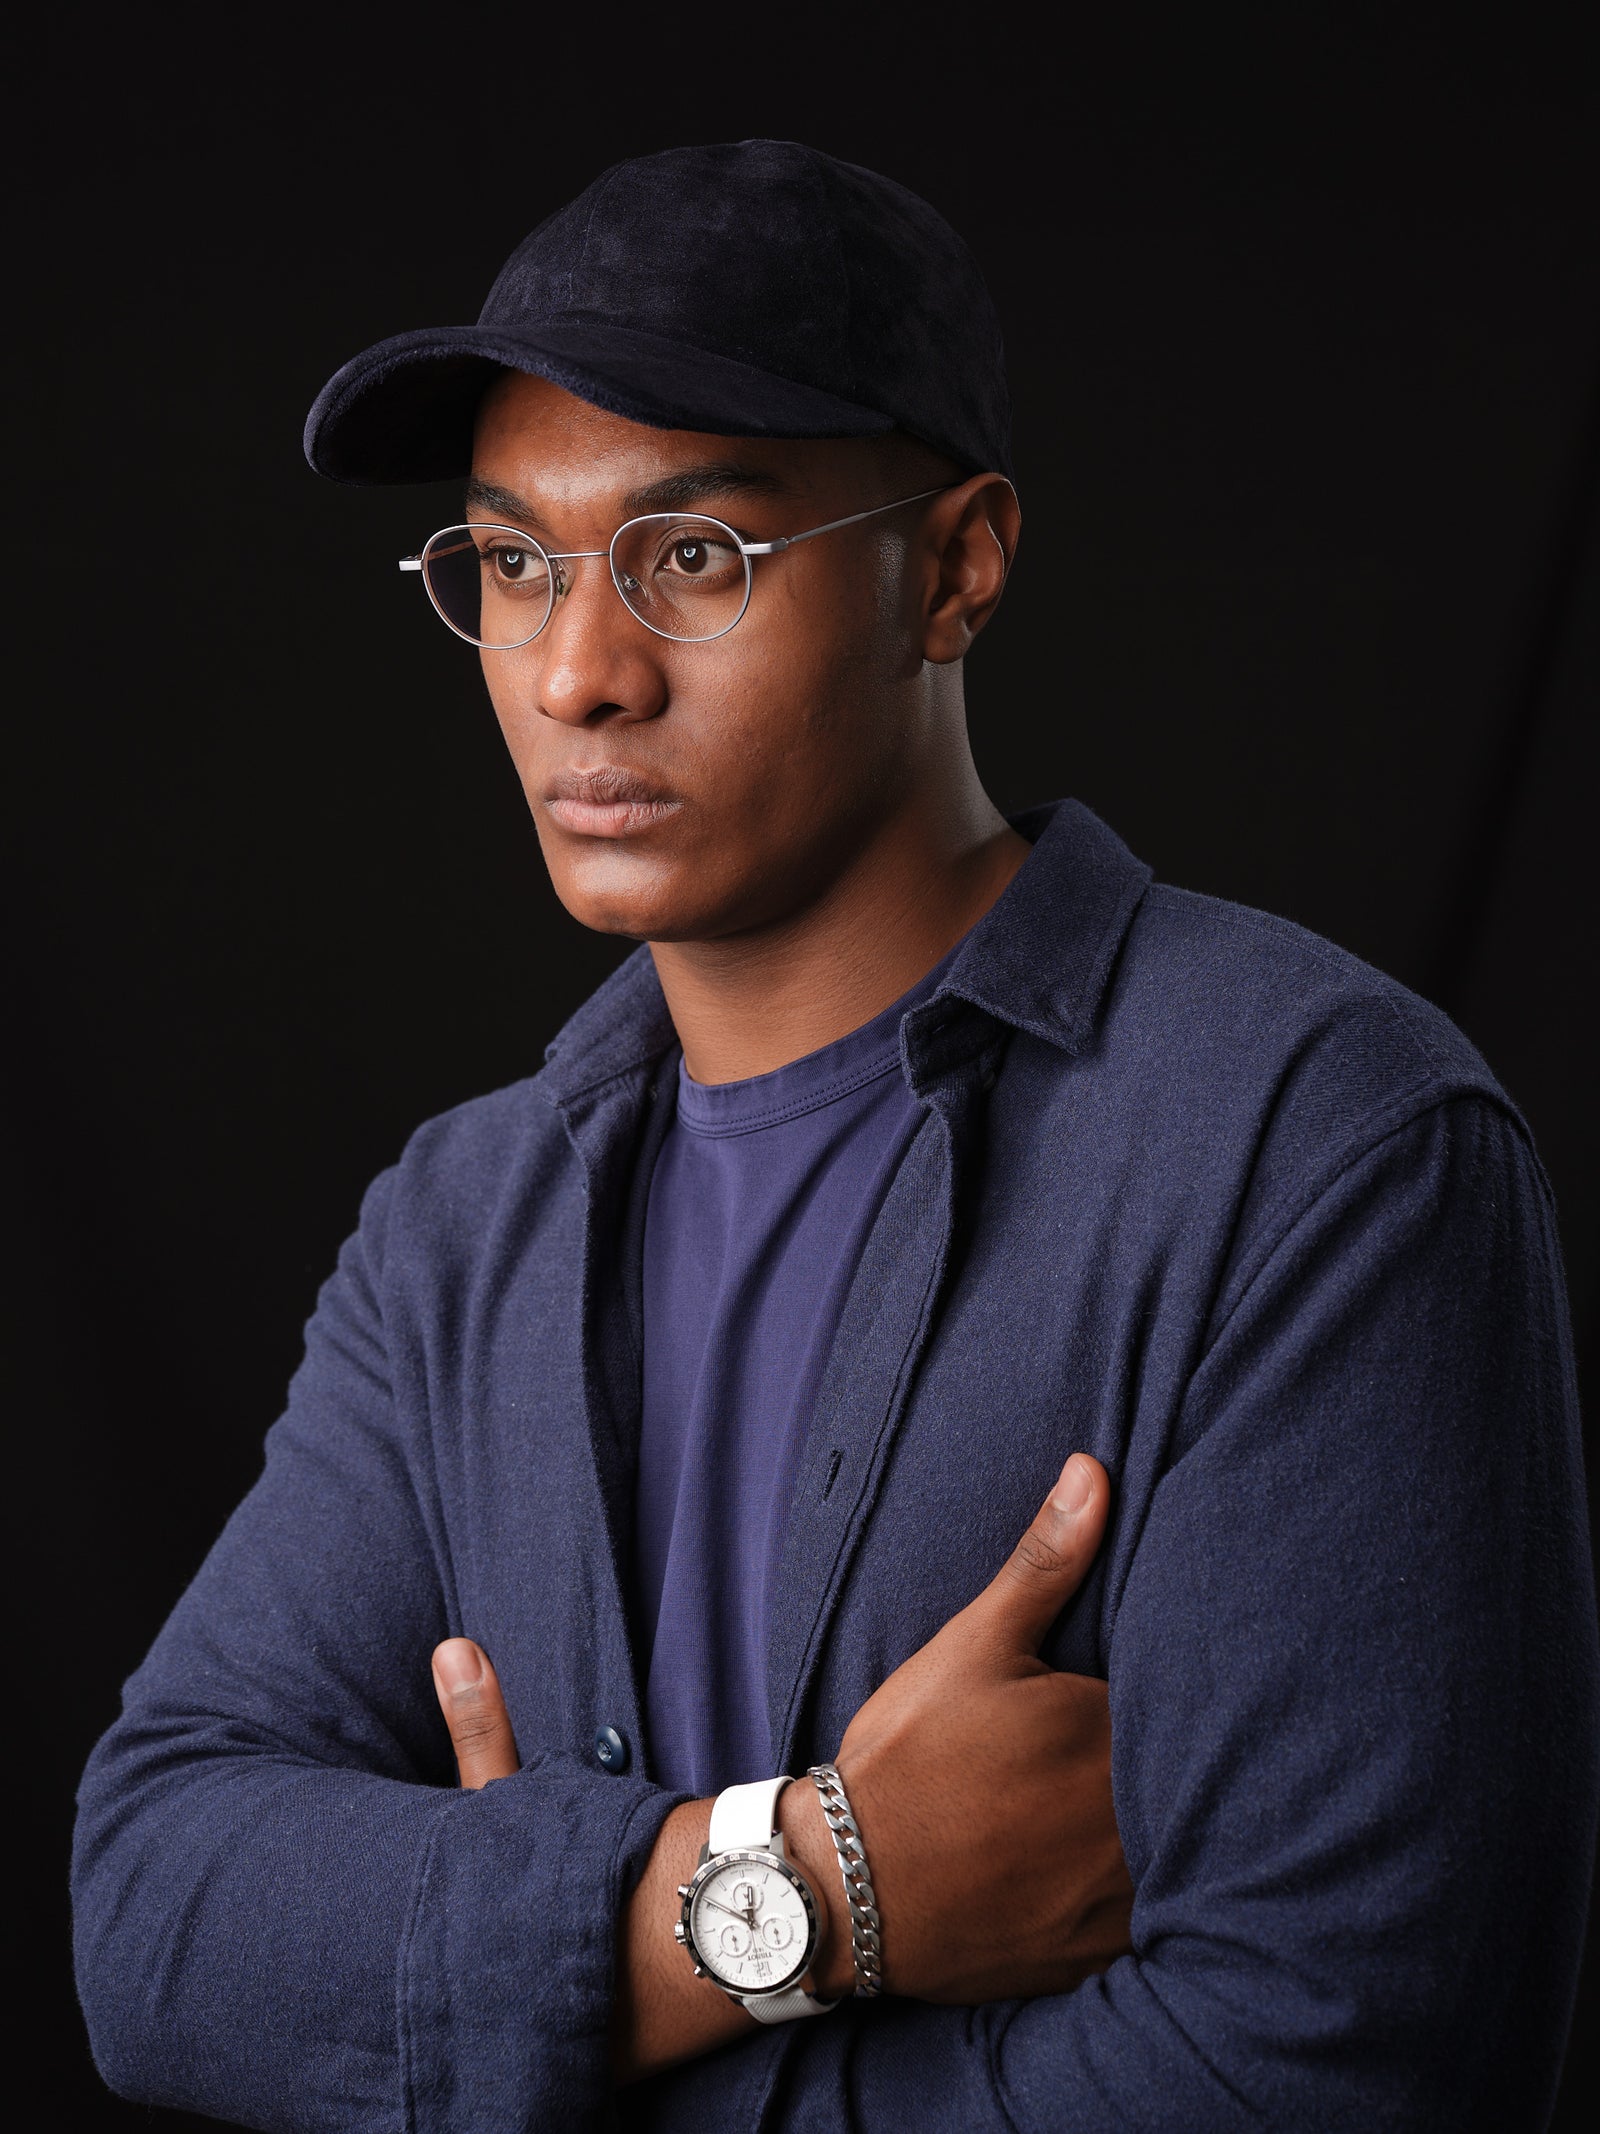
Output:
[9,7,1596,2126]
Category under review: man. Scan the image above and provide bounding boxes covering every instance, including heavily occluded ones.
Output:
[74,140,1596,2130]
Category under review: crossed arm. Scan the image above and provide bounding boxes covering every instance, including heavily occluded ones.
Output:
[73,1098,1599,2130]
[430,1452,1133,2082]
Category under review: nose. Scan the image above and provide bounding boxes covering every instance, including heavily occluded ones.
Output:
[532,553,668,728]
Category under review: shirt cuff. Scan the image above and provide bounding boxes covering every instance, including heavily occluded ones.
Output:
[397,1750,682,2132]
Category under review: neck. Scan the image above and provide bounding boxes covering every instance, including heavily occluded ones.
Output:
[649,773,1029,1084]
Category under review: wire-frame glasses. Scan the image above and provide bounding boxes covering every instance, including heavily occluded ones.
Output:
[398,488,949,648]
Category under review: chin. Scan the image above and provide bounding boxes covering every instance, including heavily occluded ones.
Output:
[547,847,730,943]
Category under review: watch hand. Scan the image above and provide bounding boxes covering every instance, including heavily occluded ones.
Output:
[703,1898,750,1924]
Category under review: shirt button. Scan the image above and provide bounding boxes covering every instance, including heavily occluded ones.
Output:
[594,1725,630,1773]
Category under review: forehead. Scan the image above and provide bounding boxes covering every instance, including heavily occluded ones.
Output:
[470,370,860,516]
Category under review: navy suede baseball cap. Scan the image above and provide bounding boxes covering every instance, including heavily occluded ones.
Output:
[304,139,1012,485]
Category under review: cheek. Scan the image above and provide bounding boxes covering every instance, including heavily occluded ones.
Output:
[479,652,527,747]
[680,629,873,817]
[665,659,869,871]
[691,566,896,776]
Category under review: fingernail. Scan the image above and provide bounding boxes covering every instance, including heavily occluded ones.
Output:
[433,1640,484,1692]
[1050,1455,1094,1516]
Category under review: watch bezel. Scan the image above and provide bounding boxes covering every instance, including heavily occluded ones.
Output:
[679,1845,821,1996]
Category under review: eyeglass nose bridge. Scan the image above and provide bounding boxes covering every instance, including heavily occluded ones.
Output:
[518,545,605,609]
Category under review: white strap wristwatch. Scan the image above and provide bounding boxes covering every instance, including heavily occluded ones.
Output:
[675,1777,837,2023]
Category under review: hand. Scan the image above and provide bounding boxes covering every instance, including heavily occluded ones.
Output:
[780,1452,1132,2004]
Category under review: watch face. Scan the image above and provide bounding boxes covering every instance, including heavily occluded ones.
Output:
[686,1850,815,1994]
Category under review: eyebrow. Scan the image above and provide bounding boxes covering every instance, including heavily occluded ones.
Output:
[462,476,546,527]
[622,464,792,516]
[462,462,793,531]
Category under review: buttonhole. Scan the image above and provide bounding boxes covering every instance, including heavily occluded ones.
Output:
[822,1450,843,1501]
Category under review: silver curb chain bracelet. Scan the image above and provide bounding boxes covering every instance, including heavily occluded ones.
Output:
[807,1763,884,1997]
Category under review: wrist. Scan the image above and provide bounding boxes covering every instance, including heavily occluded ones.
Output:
[777,1771,859,2002]
[614,1798,743,2083]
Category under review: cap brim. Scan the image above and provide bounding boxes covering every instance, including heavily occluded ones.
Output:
[304,320,895,485]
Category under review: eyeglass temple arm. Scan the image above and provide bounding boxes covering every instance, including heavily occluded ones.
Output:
[399,557,423,571]
[738,486,949,556]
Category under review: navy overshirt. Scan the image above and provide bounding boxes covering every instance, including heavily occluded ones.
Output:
[73,800,1599,2131]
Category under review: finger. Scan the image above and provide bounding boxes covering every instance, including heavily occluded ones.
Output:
[431,1638,521,1789]
[968,1453,1110,1654]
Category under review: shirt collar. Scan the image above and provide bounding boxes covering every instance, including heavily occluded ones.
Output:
[935,798,1152,1055]
[536,798,1151,1109]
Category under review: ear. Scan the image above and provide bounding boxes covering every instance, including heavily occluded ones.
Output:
[919,474,1021,665]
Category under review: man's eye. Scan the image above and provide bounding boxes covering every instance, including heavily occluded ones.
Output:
[482,545,552,595]
[660,533,737,577]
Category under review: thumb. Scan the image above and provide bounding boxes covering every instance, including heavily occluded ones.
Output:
[431,1638,521,1789]
[969,1453,1110,1654]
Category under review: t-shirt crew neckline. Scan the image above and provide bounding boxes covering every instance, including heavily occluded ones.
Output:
[673,943,962,1140]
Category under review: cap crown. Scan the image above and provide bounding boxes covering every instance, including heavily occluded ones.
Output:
[305,139,1011,483]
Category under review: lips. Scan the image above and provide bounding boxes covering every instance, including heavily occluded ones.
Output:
[543,765,679,838]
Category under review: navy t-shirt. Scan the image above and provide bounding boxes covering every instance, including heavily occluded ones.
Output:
[635,951,954,1795]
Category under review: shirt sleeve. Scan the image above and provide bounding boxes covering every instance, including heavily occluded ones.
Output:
[71,1164,679,2133]
[656,1094,1597,2133]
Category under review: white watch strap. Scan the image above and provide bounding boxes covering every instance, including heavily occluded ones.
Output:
[702,1777,837,2026]
[742,1983,833,2023]
[708,1774,790,1854]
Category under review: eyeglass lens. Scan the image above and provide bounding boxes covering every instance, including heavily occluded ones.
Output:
[420,516,754,648]
[422,526,553,648]
[610,515,752,641]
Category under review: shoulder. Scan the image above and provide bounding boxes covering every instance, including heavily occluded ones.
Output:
[1086,881,1538,1269]
[325,948,673,1296]
[1111,880,1507,1125]
[400,1070,571,1185]
[345,1070,581,1285]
